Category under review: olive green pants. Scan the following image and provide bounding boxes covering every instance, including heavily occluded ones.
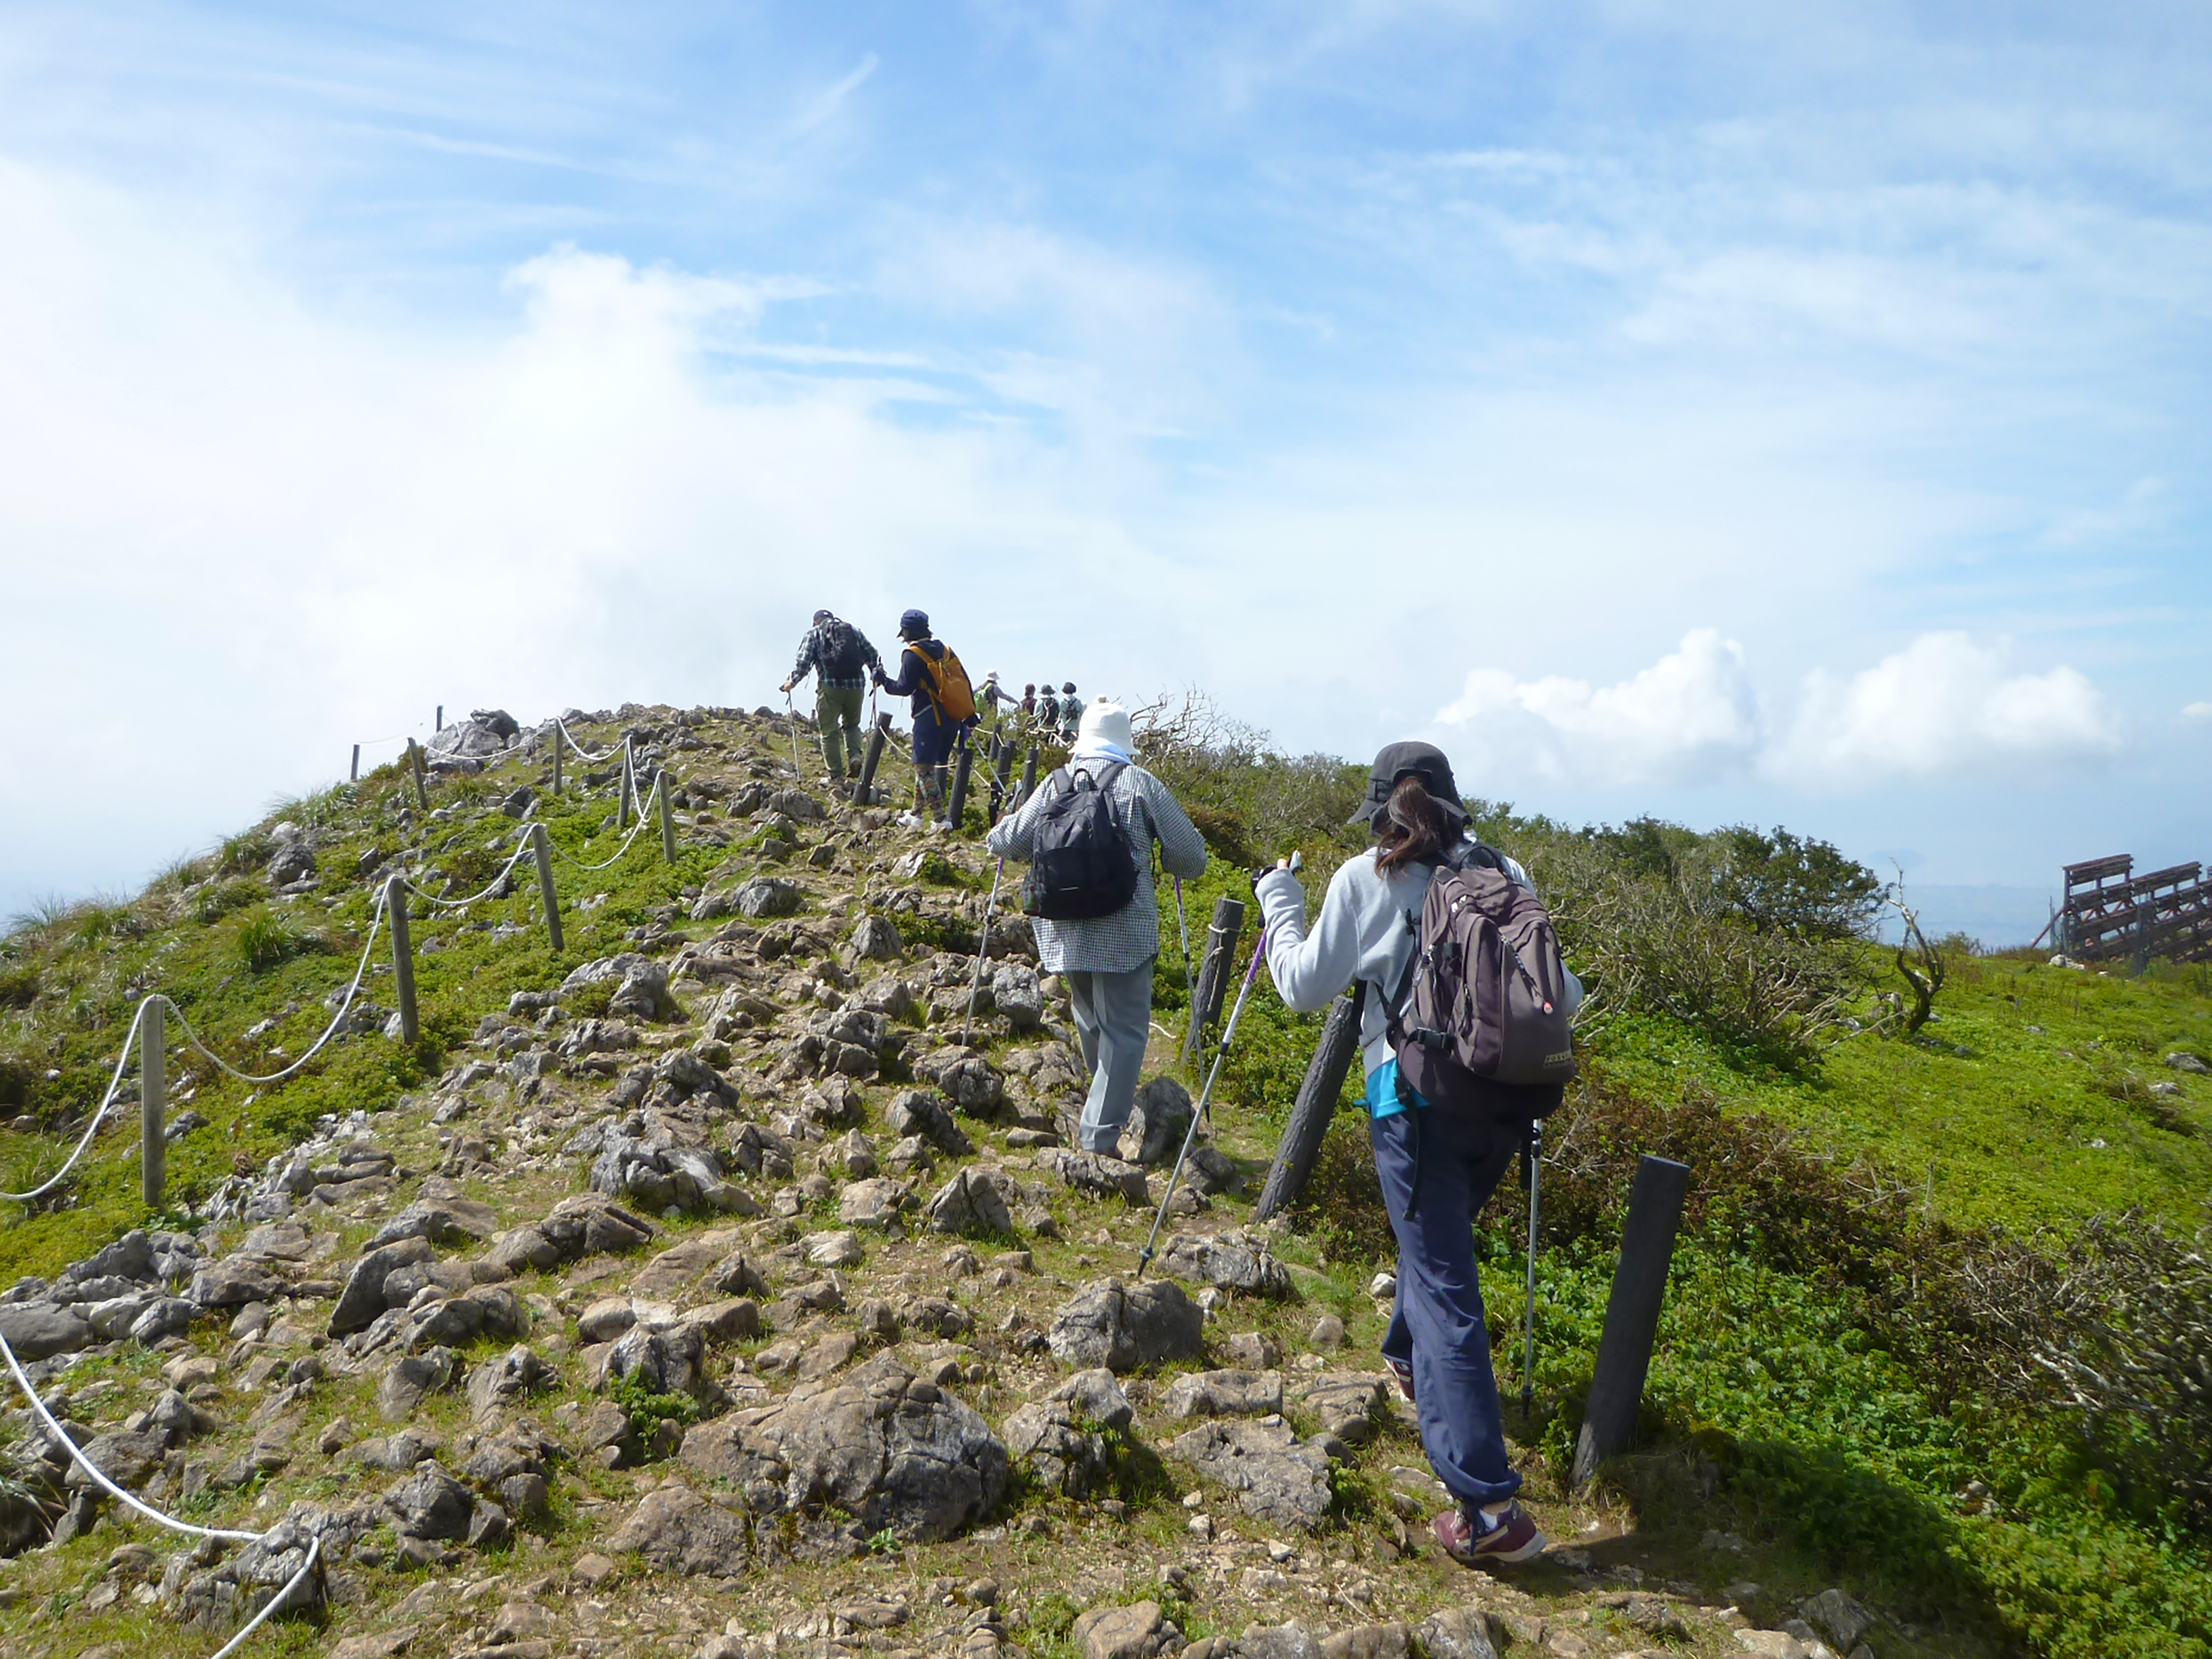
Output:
[816,684,865,780]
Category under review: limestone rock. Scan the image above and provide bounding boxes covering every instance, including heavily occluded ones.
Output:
[1416,1607,1500,1659]
[383,1459,475,1540]
[1073,1601,1174,1659]
[888,1090,973,1157]
[466,1345,556,1420]
[560,954,678,1022]
[377,1348,461,1420]
[1049,1368,1135,1433]
[1000,1399,1110,1498]
[1037,1148,1148,1204]
[1158,1230,1293,1298]
[678,1351,1006,1541]
[1164,1368,1284,1420]
[0,1303,90,1361]
[329,1238,435,1336]
[925,1168,1019,1238]
[1047,1278,1204,1372]
[1293,1374,1389,1445]
[1117,1076,1193,1166]
[607,1481,752,1576]
[1167,1418,1332,1531]
[1320,1626,1411,1659]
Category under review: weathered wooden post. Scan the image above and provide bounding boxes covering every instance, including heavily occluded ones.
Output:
[407,740,428,811]
[385,874,419,1045]
[551,729,562,796]
[657,771,678,863]
[947,733,976,830]
[1254,986,1365,1221]
[617,739,634,830]
[1184,897,1247,1062]
[1017,745,1039,810]
[435,704,443,732]
[1571,1154,1693,1488]
[531,824,563,954]
[350,743,360,783]
[140,999,165,1210]
[989,734,1017,821]
[856,714,891,805]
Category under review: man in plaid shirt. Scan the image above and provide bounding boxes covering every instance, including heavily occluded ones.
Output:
[781,611,883,789]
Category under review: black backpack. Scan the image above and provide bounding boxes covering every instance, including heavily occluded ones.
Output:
[819,619,869,679]
[1386,843,1576,1118]
[1021,763,1139,920]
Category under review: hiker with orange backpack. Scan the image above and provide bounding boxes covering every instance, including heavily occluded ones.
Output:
[871,609,979,832]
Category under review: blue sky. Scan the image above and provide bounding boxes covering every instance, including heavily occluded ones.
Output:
[2,2,2207,938]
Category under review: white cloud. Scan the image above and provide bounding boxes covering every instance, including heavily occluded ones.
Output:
[1428,628,2129,797]
[1767,632,2125,790]
[2184,702,2212,721]
[1431,629,1762,789]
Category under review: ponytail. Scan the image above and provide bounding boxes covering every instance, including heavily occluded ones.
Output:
[1374,775,1454,874]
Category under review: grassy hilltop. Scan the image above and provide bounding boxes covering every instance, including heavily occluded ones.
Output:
[0,700,2207,1659]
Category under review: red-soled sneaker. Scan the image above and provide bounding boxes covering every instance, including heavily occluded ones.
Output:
[1433,1503,1547,1565]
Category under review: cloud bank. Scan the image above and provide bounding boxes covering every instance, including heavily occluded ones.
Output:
[1433,630,2123,795]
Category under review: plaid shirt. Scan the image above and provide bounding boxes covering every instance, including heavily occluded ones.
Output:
[791,619,883,690]
[986,759,1209,975]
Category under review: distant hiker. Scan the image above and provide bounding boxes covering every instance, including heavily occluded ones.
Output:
[1059,682,1082,741]
[781,609,883,791]
[1255,741,1582,1569]
[1020,683,1038,722]
[987,701,1208,1154]
[980,670,1014,729]
[872,609,978,831]
[1035,681,1062,736]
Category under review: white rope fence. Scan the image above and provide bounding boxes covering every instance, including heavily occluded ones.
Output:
[0,1324,321,1659]
[0,712,698,1654]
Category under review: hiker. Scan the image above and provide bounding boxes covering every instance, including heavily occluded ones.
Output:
[1020,683,1038,722]
[980,670,1015,729]
[779,610,882,791]
[987,701,1207,1153]
[871,609,978,831]
[1254,741,1581,1568]
[1035,681,1062,737]
[1059,682,1082,741]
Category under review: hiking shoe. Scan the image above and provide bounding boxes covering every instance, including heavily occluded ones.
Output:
[1385,1356,1415,1404]
[895,811,924,830]
[1433,1504,1546,1566]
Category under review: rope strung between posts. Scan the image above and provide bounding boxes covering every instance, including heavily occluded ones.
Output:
[398,834,537,910]
[157,893,390,1086]
[552,718,623,764]
[0,1000,150,1202]
[544,773,662,873]
[0,1324,321,1659]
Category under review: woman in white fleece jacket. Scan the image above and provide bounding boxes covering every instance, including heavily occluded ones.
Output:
[1256,740,1576,1568]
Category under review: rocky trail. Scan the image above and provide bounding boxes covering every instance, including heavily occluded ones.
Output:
[0,705,1889,1659]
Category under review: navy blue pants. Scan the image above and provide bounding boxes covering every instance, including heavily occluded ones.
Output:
[1371,1103,1522,1511]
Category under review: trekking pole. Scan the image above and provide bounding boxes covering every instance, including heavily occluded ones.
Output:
[961,857,1008,1047]
[1521,1120,1543,1416]
[784,691,805,783]
[1173,874,1193,997]
[1139,920,1270,1279]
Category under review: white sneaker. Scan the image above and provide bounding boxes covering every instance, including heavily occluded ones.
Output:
[927,819,951,834]
[895,811,924,830]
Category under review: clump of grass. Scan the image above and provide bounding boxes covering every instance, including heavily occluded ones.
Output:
[0,962,39,1010]
[189,879,258,926]
[232,910,300,974]
[218,827,275,874]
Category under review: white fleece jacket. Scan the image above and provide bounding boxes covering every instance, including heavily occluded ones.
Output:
[1256,840,1580,1077]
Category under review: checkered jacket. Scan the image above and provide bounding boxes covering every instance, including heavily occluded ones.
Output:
[791,619,883,690]
[986,759,1209,975]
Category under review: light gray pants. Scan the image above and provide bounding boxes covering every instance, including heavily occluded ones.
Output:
[1065,958,1156,1154]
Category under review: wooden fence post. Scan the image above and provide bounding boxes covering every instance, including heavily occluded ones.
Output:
[989,734,1016,821]
[140,999,165,1210]
[617,739,633,829]
[947,733,975,830]
[1018,745,1039,810]
[1254,986,1365,1221]
[657,772,677,863]
[531,825,563,954]
[1572,1155,1693,1488]
[350,744,360,783]
[857,714,891,805]
[551,729,562,796]
[1184,897,1246,1061]
[407,740,428,811]
[386,874,419,1045]
[435,704,443,732]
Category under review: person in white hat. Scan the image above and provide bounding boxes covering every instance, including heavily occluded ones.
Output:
[987,701,1208,1153]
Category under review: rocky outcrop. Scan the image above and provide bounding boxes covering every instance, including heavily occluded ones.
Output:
[1046,1279,1204,1372]
[1157,1230,1294,1298]
[676,1353,1006,1542]
[1168,1417,1333,1531]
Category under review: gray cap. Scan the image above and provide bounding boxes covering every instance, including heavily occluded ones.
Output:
[1348,740,1467,829]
